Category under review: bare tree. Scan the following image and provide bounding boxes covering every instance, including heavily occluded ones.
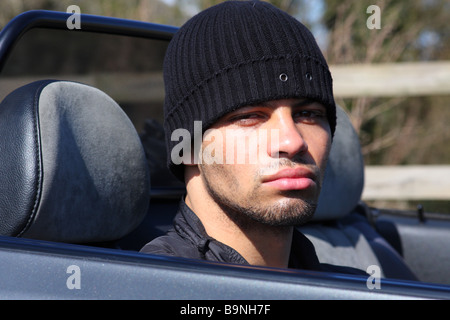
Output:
[323,0,450,165]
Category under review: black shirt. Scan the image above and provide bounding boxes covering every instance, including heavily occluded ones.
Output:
[140,200,367,276]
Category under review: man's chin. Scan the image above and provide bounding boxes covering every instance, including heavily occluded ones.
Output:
[245,199,317,227]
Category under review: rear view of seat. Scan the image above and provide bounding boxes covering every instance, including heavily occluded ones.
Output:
[298,106,418,281]
[0,80,150,243]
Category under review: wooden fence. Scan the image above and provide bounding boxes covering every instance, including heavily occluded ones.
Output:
[330,61,450,98]
[1,62,449,201]
[331,61,450,201]
[363,165,450,200]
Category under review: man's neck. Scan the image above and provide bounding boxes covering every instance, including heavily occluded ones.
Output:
[185,188,293,269]
[235,223,294,269]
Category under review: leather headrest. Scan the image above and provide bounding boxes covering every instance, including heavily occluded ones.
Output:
[0,80,150,242]
[312,105,364,221]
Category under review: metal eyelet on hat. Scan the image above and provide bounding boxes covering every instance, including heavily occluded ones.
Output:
[305,72,313,81]
[279,73,288,82]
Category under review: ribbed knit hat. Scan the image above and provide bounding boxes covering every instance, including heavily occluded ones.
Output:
[164,0,336,180]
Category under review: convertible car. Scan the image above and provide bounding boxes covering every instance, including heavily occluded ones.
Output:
[0,10,449,301]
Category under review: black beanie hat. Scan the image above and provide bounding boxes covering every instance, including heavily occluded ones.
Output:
[164,0,336,180]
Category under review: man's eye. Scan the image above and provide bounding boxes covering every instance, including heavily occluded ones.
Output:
[293,110,326,123]
[228,113,263,126]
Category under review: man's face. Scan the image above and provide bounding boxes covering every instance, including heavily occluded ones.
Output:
[197,98,332,228]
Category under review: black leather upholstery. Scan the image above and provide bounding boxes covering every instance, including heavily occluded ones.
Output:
[0,80,150,242]
[0,80,49,236]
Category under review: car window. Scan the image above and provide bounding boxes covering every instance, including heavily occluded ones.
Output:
[0,27,168,134]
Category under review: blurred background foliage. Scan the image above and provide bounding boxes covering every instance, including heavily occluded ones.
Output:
[1,0,449,211]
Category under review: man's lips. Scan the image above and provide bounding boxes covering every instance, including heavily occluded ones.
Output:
[262,167,317,191]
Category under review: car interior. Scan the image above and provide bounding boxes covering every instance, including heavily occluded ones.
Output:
[0,11,449,287]
[0,79,150,243]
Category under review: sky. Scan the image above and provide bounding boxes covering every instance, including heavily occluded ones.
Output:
[161,0,329,49]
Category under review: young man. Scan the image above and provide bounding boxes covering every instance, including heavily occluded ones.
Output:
[141,1,364,274]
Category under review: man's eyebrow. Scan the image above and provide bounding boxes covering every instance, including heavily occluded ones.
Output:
[256,99,314,108]
[292,99,316,108]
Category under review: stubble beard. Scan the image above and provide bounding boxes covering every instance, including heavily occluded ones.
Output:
[200,163,321,230]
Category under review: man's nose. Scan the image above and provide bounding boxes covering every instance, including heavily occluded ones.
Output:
[267,114,308,159]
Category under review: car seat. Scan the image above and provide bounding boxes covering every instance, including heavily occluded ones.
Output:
[298,106,418,281]
[0,80,150,243]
